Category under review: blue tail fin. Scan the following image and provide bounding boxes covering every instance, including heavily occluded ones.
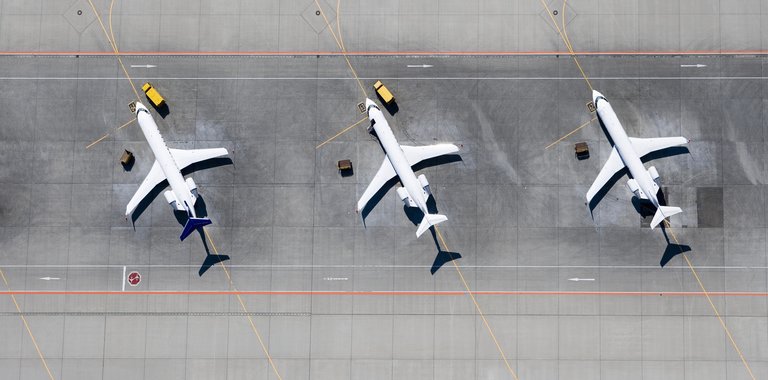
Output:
[180,217,212,241]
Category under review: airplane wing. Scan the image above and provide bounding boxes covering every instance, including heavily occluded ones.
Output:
[126,160,167,216]
[586,147,625,204]
[629,137,688,159]
[168,148,229,171]
[357,158,397,212]
[401,144,460,167]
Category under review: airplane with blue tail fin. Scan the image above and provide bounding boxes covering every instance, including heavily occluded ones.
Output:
[125,101,230,241]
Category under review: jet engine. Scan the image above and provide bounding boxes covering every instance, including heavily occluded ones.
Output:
[626,179,646,199]
[185,177,198,198]
[417,174,431,196]
[163,190,179,210]
[396,187,416,207]
[647,166,660,185]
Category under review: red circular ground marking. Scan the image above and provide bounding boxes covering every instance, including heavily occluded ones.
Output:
[127,271,141,286]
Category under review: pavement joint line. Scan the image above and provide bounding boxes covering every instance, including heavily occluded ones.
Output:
[8,290,768,296]
[0,311,311,316]
[316,116,367,149]
[539,0,593,93]
[0,267,55,380]
[7,50,768,56]
[434,226,520,380]
[7,264,768,269]
[664,221,757,380]
[313,0,367,100]
[3,76,768,80]
[560,0,593,92]
[203,227,284,380]
[541,0,598,150]
[108,0,118,66]
[545,116,596,150]
[86,0,141,102]
[336,0,346,52]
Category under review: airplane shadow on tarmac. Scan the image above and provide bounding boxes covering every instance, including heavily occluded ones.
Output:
[356,154,464,275]
[582,137,693,268]
[658,221,692,268]
[626,188,692,267]
[172,196,231,276]
[401,195,462,275]
[627,189,693,267]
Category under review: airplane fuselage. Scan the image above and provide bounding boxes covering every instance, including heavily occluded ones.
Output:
[135,104,198,217]
[367,103,430,215]
[594,95,660,208]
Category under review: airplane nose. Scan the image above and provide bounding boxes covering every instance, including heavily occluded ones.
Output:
[132,101,148,114]
[365,98,375,108]
[592,90,606,106]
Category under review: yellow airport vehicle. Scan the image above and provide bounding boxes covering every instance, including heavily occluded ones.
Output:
[142,82,165,107]
[373,80,395,105]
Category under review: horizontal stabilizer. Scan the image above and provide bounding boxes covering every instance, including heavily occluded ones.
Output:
[650,206,683,229]
[416,214,448,238]
[180,217,212,241]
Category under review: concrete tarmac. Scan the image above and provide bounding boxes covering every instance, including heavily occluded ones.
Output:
[2,0,768,53]
[0,54,766,379]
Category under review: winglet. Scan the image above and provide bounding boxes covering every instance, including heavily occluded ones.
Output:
[180,217,212,241]
[416,214,448,238]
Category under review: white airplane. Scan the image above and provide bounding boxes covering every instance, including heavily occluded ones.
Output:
[125,101,230,241]
[587,90,689,229]
[357,98,459,237]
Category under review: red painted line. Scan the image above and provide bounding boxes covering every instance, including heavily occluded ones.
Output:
[0,50,768,56]
[3,291,768,296]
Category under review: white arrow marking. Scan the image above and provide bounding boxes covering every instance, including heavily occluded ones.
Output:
[407,64,433,68]
[130,64,157,68]
[39,277,60,281]
[568,278,595,282]
[680,64,707,68]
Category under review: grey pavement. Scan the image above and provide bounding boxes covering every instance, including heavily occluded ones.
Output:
[0,54,767,379]
[2,0,768,53]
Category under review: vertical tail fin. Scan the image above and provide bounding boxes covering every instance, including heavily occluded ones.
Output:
[650,206,682,229]
[180,217,212,241]
[416,214,448,238]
